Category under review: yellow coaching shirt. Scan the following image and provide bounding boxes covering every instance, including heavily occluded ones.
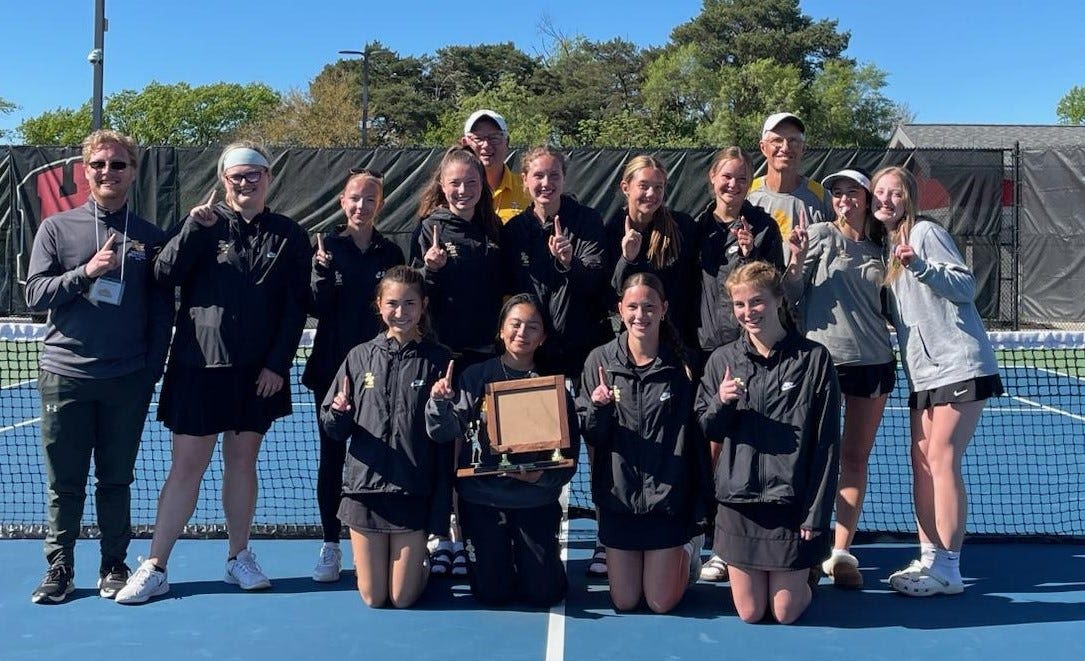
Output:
[493,165,531,224]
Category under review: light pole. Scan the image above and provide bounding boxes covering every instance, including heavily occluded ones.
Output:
[89,0,106,130]
[338,44,385,147]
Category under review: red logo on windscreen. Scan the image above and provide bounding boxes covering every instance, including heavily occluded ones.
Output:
[35,161,90,217]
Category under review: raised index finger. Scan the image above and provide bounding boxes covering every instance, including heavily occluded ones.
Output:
[724,365,732,381]
[624,215,632,235]
[316,233,325,253]
[900,222,910,245]
[340,373,350,395]
[432,223,440,248]
[204,189,217,207]
[444,360,454,383]
[799,207,807,231]
[597,365,608,388]
[553,215,563,237]
[102,233,117,249]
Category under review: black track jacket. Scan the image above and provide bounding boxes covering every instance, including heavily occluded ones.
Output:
[695,332,840,532]
[155,203,309,377]
[320,334,453,535]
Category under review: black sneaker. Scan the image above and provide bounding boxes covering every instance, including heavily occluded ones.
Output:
[31,564,74,604]
[98,562,130,599]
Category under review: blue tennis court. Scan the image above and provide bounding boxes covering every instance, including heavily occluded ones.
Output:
[3,331,1085,659]
[1,528,1084,660]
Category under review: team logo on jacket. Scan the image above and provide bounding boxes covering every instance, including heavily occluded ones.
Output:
[363,372,375,389]
[375,270,385,279]
[444,242,458,258]
[410,378,425,388]
[659,391,672,402]
[781,381,796,392]
[727,245,740,255]
[266,250,278,259]
[127,240,147,261]
[520,252,530,267]
[217,240,231,263]
[611,387,621,402]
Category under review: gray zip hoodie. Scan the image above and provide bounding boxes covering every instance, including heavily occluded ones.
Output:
[886,218,998,392]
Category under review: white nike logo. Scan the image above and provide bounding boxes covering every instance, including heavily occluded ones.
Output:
[953,388,968,397]
[781,382,796,392]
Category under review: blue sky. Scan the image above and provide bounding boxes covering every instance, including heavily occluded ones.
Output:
[2,0,1083,139]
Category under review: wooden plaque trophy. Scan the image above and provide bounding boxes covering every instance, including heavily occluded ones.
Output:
[456,375,576,477]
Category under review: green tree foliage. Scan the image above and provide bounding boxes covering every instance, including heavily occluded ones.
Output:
[535,37,650,144]
[243,68,361,147]
[18,104,93,145]
[0,96,16,140]
[1057,86,1085,125]
[670,0,849,79]
[807,61,898,146]
[423,74,554,147]
[108,82,280,145]
[17,83,279,146]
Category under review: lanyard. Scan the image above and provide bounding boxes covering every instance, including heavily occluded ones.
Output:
[93,203,130,281]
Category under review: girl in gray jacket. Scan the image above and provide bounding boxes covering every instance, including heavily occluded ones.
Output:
[872,166,1002,597]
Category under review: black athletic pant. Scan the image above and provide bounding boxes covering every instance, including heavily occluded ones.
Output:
[458,499,567,608]
[313,389,346,542]
[39,368,154,569]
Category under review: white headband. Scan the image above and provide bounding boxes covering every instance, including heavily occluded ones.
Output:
[220,147,270,172]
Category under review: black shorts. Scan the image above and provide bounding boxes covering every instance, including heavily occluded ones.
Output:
[158,365,291,436]
[337,492,429,534]
[836,361,896,398]
[909,374,1004,410]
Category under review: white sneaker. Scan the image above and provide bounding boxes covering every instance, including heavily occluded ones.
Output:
[115,559,169,605]
[312,542,342,583]
[225,548,271,590]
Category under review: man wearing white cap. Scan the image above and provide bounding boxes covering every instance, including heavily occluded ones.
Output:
[461,109,531,223]
[747,112,832,242]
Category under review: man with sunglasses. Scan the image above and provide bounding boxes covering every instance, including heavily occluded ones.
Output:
[747,112,832,246]
[24,130,172,603]
[460,109,530,224]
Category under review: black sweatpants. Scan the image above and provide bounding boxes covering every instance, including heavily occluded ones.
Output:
[458,499,567,608]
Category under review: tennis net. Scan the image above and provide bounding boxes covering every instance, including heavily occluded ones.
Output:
[1,323,1082,539]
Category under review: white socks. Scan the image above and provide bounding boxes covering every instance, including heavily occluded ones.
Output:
[930,548,962,584]
[919,542,937,569]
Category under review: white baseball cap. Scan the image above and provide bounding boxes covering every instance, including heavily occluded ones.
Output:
[463,109,508,136]
[761,112,806,137]
[822,169,872,192]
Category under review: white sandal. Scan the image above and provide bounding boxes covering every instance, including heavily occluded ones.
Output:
[890,567,963,597]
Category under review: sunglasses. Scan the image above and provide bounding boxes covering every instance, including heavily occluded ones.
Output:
[349,167,384,179]
[224,170,266,185]
[87,160,130,171]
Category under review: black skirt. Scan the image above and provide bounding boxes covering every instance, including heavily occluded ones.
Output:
[337,492,429,534]
[713,502,828,571]
[597,508,692,551]
[158,365,291,436]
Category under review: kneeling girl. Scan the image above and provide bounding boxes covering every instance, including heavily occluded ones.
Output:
[320,266,453,608]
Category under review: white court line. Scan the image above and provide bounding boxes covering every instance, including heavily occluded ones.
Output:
[544,483,570,661]
[1035,366,1085,384]
[885,405,1068,414]
[1010,395,1085,423]
[0,417,41,434]
[1,379,36,390]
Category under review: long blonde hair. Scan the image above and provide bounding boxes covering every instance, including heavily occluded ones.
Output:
[871,166,919,283]
[621,155,682,269]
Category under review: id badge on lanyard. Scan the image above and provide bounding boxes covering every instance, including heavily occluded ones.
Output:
[89,278,125,305]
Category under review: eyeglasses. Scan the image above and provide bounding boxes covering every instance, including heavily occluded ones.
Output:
[764,136,805,149]
[466,132,506,145]
[224,170,265,185]
[348,167,384,179]
[87,160,129,171]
